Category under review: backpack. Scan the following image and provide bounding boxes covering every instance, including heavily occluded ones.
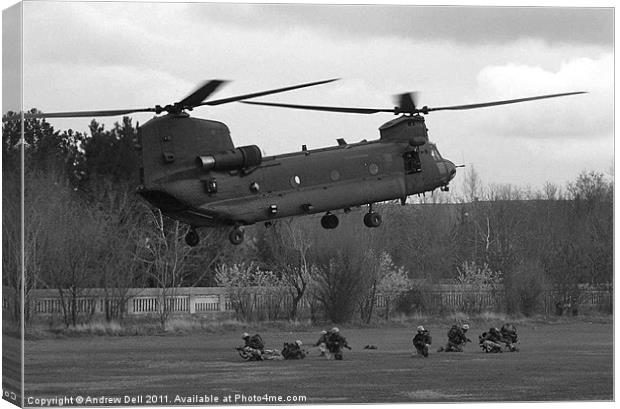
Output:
[248,334,265,350]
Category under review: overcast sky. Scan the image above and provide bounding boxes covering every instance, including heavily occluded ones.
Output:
[4,1,615,194]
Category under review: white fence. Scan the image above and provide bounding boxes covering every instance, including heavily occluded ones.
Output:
[3,284,612,320]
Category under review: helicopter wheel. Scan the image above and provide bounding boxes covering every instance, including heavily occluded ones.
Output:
[229,227,245,245]
[185,228,200,247]
[363,212,382,228]
[320,213,339,229]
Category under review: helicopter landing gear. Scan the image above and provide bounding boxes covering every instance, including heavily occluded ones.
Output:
[320,212,339,229]
[229,226,245,245]
[363,211,382,228]
[185,228,200,247]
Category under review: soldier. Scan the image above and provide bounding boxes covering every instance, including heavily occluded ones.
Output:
[412,325,432,357]
[326,327,351,360]
[314,330,329,356]
[500,323,519,352]
[282,340,306,360]
[479,327,503,353]
[438,324,471,352]
[237,332,265,361]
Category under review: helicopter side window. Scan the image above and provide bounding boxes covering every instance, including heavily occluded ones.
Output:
[403,148,421,174]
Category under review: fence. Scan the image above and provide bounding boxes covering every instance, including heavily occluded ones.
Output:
[2,283,612,322]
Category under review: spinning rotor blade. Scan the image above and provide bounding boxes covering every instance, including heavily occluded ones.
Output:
[203,78,339,106]
[243,90,586,115]
[13,78,338,121]
[424,91,587,113]
[23,107,156,119]
[241,101,394,114]
[177,79,228,108]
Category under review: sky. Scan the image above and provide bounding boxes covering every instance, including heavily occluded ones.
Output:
[3,0,615,195]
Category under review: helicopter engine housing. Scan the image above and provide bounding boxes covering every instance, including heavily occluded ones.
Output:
[196,145,262,171]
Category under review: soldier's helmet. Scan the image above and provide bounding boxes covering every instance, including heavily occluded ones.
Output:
[321,330,327,335]
[295,340,303,346]
[331,327,340,333]
[241,332,250,339]
[417,325,425,333]
[462,324,470,331]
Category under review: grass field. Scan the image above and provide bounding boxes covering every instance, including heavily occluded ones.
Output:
[16,320,613,404]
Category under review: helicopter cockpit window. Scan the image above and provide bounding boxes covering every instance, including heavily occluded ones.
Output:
[429,146,442,161]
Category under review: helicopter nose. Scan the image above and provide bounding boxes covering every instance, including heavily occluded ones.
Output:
[446,160,457,181]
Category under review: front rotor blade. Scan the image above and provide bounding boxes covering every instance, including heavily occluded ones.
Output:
[203,78,340,106]
[177,80,228,108]
[241,100,394,114]
[426,91,587,113]
[23,107,156,119]
[395,93,418,112]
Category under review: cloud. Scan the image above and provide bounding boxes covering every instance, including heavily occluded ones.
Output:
[184,4,614,46]
[472,52,613,139]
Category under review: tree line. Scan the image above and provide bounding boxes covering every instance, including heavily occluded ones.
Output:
[2,112,613,326]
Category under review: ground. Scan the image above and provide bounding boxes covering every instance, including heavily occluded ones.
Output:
[13,321,614,404]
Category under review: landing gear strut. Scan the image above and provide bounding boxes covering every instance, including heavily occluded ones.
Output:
[229,226,245,245]
[363,204,382,228]
[320,212,339,229]
[185,228,200,247]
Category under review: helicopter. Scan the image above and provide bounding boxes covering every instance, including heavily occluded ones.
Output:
[22,79,585,245]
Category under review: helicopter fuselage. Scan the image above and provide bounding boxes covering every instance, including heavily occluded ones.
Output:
[136,113,456,229]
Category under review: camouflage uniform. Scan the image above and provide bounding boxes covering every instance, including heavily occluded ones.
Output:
[326,327,351,360]
[314,330,329,356]
[438,324,471,352]
[237,333,265,361]
[412,326,432,358]
[479,328,503,353]
[500,323,519,352]
[282,340,306,360]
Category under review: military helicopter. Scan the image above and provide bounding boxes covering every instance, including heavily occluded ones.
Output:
[23,79,584,245]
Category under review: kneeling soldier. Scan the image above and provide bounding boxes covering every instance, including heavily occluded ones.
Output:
[326,327,351,360]
[412,325,432,357]
[500,323,519,352]
[438,324,471,352]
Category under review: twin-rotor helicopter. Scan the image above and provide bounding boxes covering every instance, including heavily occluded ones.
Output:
[24,79,584,245]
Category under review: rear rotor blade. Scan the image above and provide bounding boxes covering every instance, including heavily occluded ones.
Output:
[241,100,394,114]
[203,78,340,106]
[425,91,587,113]
[177,80,228,108]
[23,107,156,119]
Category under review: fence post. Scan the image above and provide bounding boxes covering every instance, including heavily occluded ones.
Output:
[189,292,195,315]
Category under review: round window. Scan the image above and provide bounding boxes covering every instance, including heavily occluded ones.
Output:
[290,175,301,187]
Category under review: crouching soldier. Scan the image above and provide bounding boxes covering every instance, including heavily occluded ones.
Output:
[412,325,432,357]
[237,332,265,361]
[314,330,329,356]
[326,327,351,360]
[500,323,519,352]
[479,327,503,353]
[282,340,306,360]
[438,324,471,352]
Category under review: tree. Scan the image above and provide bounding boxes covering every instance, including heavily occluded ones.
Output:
[134,208,191,328]
[215,262,288,321]
[260,219,312,320]
[41,194,104,327]
[358,251,411,322]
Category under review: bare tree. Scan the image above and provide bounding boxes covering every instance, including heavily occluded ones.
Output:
[135,208,191,328]
[263,219,312,320]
